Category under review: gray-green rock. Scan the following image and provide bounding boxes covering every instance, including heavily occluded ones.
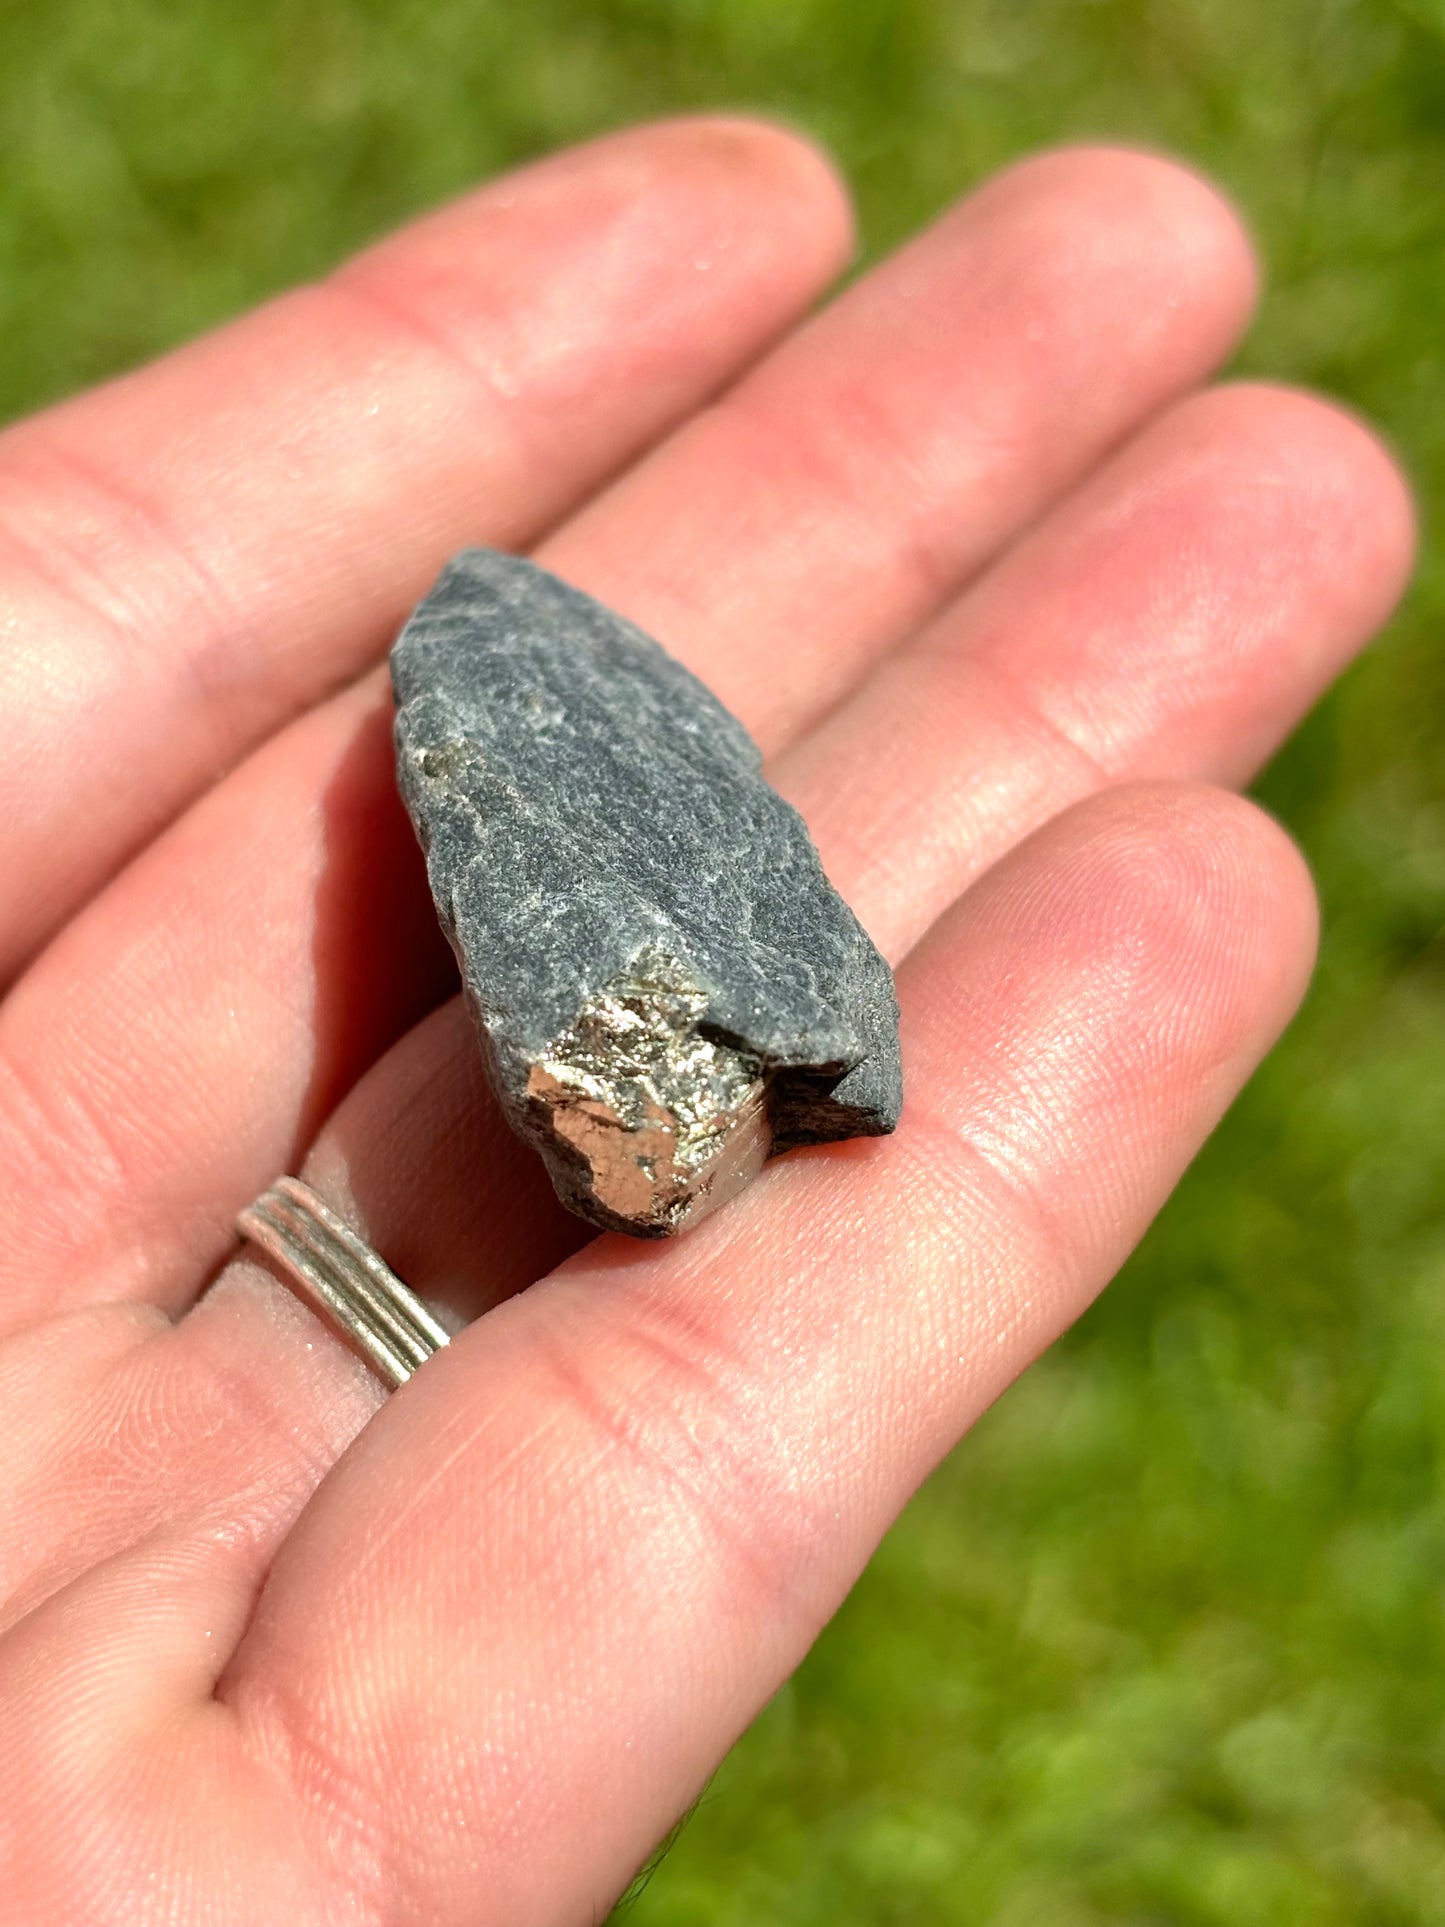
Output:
[391,549,902,1238]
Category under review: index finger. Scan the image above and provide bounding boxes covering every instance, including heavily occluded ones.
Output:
[0,116,852,978]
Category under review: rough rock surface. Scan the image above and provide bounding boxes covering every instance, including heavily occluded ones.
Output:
[391,549,902,1237]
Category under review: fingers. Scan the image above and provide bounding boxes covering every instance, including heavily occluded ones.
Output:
[783,380,1415,957]
[218,785,1318,1926]
[0,116,854,977]
[290,381,1409,1319]
[542,144,1259,750]
[0,146,1265,1323]
[224,385,1392,1326]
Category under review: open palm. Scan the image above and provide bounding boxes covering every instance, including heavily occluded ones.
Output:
[0,119,1413,1925]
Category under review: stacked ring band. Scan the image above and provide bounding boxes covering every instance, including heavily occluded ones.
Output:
[237,1177,448,1389]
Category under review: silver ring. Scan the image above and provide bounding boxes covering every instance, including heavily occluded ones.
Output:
[236,1177,449,1389]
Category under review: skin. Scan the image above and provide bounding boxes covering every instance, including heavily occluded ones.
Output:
[0,116,1417,1926]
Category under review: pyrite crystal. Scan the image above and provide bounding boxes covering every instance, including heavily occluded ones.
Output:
[391,550,902,1237]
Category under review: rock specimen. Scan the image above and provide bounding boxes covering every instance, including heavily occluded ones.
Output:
[391,550,902,1238]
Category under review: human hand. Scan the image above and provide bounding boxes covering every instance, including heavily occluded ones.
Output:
[0,119,1413,1924]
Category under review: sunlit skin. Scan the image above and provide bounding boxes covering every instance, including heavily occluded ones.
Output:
[0,118,1416,1925]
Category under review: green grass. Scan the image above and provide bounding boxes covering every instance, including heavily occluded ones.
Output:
[5,1,1445,1920]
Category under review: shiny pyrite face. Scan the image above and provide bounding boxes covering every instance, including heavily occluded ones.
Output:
[526,948,769,1236]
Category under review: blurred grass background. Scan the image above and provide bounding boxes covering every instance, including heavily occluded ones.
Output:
[4,0,1445,1919]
